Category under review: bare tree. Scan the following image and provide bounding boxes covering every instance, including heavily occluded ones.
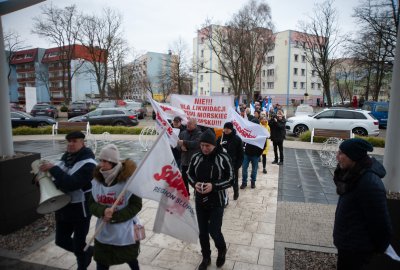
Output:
[32,4,83,104]
[35,70,51,100]
[298,0,346,107]
[4,30,28,79]
[198,0,274,102]
[167,38,191,95]
[80,8,123,100]
[333,60,355,102]
[350,0,397,101]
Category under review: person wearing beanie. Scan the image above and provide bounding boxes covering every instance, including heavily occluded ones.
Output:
[177,118,202,195]
[333,138,392,269]
[39,131,97,270]
[90,144,142,270]
[269,109,286,165]
[217,122,244,200]
[187,128,234,270]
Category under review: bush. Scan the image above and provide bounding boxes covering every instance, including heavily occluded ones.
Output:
[60,105,68,112]
[13,125,144,135]
[299,130,385,147]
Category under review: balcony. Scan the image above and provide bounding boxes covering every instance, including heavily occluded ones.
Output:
[16,66,35,72]
[17,77,35,83]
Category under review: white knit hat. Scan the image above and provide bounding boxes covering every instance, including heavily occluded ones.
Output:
[99,144,120,164]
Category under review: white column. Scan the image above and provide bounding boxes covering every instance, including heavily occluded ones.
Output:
[383,28,400,192]
[0,17,14,156]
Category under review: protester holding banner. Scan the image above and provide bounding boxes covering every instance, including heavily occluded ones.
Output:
[216,122,244,200]
[178,118,202,195]
[187,129,234,270]
[39,131,97,270]
[89,144,142,270]
[260,114,271,174]
[240,117,265,189]
[269,110,286,165]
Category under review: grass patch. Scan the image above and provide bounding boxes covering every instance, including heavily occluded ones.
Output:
[13,125,145,135]
[299,130,385,147]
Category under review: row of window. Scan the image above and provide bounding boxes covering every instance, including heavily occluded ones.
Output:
[260,82,322,90]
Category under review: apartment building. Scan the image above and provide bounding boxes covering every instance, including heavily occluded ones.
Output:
[193,28,324,106]
[9,48,47,104]
[130,51,175,102]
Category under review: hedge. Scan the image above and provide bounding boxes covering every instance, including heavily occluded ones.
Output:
[13,125,145,135]
[299,130,385,147]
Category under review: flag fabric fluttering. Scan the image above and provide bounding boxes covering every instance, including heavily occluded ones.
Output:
[228,107,269,149]
[125,132,199,243]
[147,93,179,147]
[156,101,188,125]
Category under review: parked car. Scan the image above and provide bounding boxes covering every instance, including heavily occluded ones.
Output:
[362,101,389,128]
[98,101,117,108]
[11,111,56,128]
[68,102,90,119]
[30,103,58,118]
[294,104,314,116]
[286,108,380,137]
[68,108,139,126]
[125,102,147,119]
[10,103,24,111]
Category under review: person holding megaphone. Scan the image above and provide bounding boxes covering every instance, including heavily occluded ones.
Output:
[39,131,97,270]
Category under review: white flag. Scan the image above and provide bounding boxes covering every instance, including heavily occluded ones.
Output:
[125,133,199,243]
[147,93,179,147]
[156,101,188,125]
[228,107,269,149]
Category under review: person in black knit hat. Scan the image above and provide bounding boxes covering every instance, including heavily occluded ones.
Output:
[217,122,243,200]
[333,138,392,270]
[187,129,234,270]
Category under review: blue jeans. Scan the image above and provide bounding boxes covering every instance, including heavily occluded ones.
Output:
[242,154,259,184]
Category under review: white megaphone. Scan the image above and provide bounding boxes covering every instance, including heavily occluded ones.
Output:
[31,160,71,214]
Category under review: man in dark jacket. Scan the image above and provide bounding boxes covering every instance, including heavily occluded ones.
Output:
[269,109,286,165]
[240,118,264,189]
[178,118,202,195]
[333,138,392,270]
[39,131,97,270]
[171,116,186,168]
[187,129,234,270]
[217,122,243,200]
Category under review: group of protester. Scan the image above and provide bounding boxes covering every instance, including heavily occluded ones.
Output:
[36,98,394,270]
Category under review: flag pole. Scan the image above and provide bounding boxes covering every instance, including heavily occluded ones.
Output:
[84,129,167,251]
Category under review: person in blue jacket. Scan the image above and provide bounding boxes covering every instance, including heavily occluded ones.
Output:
[333,138,392,270]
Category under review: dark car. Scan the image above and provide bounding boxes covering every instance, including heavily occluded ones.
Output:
[362,101,389,128]
[11,111,56,128]
[68,108,139,126]
[68,102,90,119]
[125,102,147,119]
[30,103,58,118]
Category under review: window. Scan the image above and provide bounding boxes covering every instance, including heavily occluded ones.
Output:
[294,54,298,62]
[102,110,124,116]
[221,87,224,93]
[262,82,265,88]
[267,82,274,89]
[316,110,335,119]
[311,82,315,89]
[312,70,316,77]
[200,87,204,95]
[302,55,306,62]
[376,105,388,112]
[335,110,354,119]
[318,83,321,89]
[300,82,305,89]
[200,75,203,82]
[201,50,204,57]
[267,56,274,64]
[294,68,298,75]
[301,69,305,76]
[267,69,274,76]
[293,81,297,88]
[262,70,266,77]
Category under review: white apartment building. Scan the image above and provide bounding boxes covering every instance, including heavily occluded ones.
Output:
[193,28,324,106]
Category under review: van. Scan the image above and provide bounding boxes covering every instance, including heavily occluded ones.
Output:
[362,101,389,128]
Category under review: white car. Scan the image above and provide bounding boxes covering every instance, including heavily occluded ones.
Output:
[286,108,380,137]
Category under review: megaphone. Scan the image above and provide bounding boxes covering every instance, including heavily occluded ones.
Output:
[31,160,71,214]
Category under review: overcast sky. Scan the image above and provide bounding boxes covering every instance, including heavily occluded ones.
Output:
[3,0,361,56]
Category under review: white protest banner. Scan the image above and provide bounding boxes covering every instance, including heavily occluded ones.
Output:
[156,101,188,125]
[125,132,199,243]
[170,94,233,128]
[228,107,270,149]
[147,93,179,147]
